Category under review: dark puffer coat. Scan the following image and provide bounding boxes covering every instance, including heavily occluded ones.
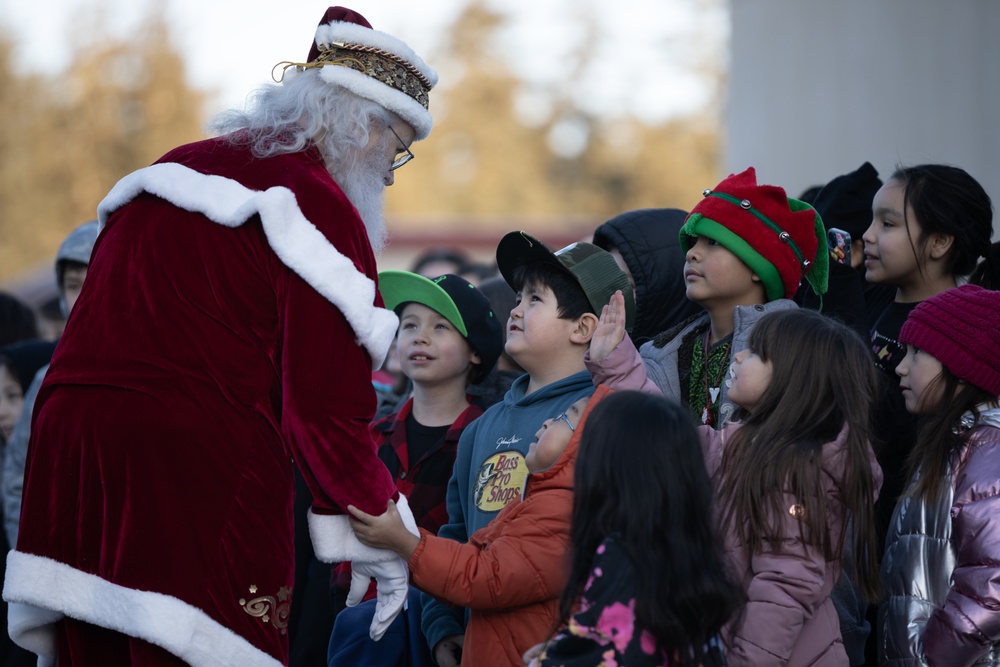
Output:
[593,208,703,345]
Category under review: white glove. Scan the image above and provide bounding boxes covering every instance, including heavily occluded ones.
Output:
[347,555,409,641]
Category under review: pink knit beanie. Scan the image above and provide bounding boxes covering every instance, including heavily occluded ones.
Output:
[899,284,1000,395]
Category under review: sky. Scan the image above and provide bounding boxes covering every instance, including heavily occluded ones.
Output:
[1,0,727,125]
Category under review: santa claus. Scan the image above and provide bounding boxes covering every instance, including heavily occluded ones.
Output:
[4,7,436,666]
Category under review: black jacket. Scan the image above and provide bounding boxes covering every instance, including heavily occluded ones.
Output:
[593,208,703,346]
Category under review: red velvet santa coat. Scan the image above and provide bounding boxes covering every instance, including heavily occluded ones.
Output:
[4,136,414,666]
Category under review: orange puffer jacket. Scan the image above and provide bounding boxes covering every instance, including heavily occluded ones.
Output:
[407,385,610,666]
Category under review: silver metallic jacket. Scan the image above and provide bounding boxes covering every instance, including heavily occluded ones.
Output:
[879,406,1000,667]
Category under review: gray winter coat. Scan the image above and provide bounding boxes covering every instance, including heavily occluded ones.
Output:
[608,300,797,425]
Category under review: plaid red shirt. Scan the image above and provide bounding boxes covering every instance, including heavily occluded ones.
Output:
[375,397,484,534]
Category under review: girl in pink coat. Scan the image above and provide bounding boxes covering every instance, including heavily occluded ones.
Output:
[709,309,882,666]
[590,295,883,666]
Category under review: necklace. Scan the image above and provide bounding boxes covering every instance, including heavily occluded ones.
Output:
[701,329,732,427]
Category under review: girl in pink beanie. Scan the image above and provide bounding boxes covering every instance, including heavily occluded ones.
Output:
[880,284,1000,667]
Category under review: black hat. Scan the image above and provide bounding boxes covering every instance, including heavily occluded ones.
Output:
[812,162,883,239]
[496,231,637,333]
[378,271,504,382]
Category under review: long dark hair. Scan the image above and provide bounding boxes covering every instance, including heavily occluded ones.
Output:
[891,164,995,282]
[719,309,882,601]
[562,391,742,662]
[906,367,997,501]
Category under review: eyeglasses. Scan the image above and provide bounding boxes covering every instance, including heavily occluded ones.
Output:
[388,126,414,171]
[553,411,575,432]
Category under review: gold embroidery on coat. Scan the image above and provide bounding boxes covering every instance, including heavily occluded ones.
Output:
[240,584,292,635]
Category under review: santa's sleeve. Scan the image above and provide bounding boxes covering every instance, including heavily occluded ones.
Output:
[273,195,415,564]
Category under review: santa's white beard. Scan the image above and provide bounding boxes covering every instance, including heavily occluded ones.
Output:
[330,148,388,256]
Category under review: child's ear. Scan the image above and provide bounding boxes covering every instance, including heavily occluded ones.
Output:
[571,312,600,344]
[751,273,762,283]
[927,232,955,260]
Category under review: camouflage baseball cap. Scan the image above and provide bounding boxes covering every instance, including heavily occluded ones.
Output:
[496,230,635,333]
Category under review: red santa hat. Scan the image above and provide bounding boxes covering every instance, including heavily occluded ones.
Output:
[296,7,438,140]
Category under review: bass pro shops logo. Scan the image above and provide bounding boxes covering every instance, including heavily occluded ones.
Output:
[472,450,527,512]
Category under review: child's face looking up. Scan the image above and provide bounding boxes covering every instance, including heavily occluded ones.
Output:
[526,396,590,473]
[726,348,772,412]
[506,281,580,370]
[397,302,480,385]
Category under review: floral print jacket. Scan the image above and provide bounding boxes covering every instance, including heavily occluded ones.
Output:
[538,538,727,667]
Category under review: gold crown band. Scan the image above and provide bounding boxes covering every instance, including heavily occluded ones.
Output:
[273,42,430,110]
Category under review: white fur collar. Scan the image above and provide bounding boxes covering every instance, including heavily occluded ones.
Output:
[96,163,397,369]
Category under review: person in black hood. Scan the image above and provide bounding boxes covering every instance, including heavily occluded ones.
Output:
[592,208,703,346]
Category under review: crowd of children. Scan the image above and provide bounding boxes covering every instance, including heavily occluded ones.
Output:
[328,161,1000,667]
[4,160,999,667]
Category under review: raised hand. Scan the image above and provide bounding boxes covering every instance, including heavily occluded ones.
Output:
[589,289,627,362]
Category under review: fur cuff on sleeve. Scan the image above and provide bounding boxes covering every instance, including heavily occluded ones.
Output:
[308,495,418,564]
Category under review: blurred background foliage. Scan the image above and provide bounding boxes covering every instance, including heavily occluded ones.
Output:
[0,0,723,282]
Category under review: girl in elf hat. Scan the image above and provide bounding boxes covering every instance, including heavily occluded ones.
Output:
[880,284,1000,667]
[587,167,828,430]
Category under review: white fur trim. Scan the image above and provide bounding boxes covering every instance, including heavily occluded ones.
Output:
[312,20,437,140]
[4,551,281,667]
[314,22,437,87]
[309,494,419,563]
[317,66,433,140]
[96,163,398,369]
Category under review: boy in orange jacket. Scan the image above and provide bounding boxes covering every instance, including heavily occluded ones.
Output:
[348,385,611,665]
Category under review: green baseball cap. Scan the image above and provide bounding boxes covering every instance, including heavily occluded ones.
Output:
[378,271,505,379]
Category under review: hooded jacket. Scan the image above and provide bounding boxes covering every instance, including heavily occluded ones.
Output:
[701,422,882,667]
[880,406,1000,667]
[408,385,611,666]
[586,300,797,427]
[593,208,703,346]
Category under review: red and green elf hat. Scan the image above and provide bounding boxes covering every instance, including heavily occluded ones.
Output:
[678,167,829,302]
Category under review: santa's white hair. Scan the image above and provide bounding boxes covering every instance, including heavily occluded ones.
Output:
[209,70,394,253]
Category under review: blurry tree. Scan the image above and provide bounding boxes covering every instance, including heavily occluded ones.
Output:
[387,3,563,222]
[386,0,723,231]
[1,0,725,280]
[0,8,206,281]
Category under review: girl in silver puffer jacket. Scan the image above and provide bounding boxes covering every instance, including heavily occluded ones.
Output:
[880,284,1000,667]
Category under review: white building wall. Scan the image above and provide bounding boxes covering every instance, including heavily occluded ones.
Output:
[726,0,1000,238]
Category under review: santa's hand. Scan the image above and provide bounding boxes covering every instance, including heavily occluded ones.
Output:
[348,556,409,641]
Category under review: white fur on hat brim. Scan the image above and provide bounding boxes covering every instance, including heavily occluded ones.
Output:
[317,67,433,140]
[313,20,437,140]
